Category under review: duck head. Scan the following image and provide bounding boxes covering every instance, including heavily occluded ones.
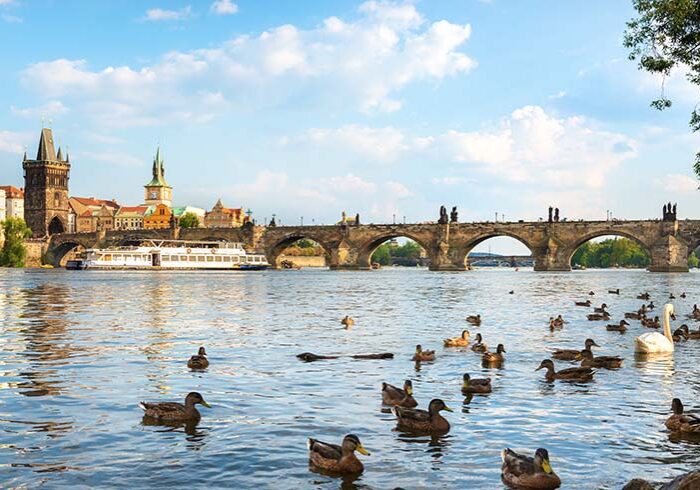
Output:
[584,338,599,349]
[185,392,212,408]
[672,398,684,415]
[403,380,413,396]
[428,398,453,414]
[198,346,207,356]
[536,359,555,372]
[342,434,370,456]
[534,448,554,474]
[496,344,506,354]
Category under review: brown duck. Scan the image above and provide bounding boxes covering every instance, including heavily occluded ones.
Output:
[461,373,492,394]
[187,346,209,369]
[392,398,452,433]
[482,344,506,365]
[308,434,370,474]
[466,314,482,326]
[471,333,488,353]
[139,391,211,422]
[536,359,595,382]
[443,329,470,347]
[606,320,630,333]
[501,447,561,490]
[665,398,700,434]
[575,300,592,307]
[579,349,623,369]
[412,344,435,362]
[552,338,597,361]
[381,380,417,407]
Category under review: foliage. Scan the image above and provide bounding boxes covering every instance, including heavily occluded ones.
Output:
[0,218,31,267]
[571,238,650,268]
[282,239,325,257]
[624,0,700,176]
[689,250,699,268]
[178,212,200,228]
[371,240,424,265]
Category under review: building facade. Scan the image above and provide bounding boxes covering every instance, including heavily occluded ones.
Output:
[143,203,172,229]
[144,148,172,207]
[115,206,148,230]
[0,186,25,219]
[0,188,6,221]
[23,128,71,237]
[70,197,119,233]
[204,199,246,228]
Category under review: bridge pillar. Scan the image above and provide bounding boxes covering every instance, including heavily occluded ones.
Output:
[532,236,571,272]
[328,239,370,270]
[428,224,467,271]
[648,234,689,272]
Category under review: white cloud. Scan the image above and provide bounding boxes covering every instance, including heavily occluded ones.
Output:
[78,150,143,167]
[11,100,68,118]
[141,6,192,22]
[440,105,637,188]
[300,125,410,163]
[2,13,21,23]
[0,130,31,155]
[21,2,475,126]
[210,0,238,15]
[657,173,698,194]
[548,90,567,100]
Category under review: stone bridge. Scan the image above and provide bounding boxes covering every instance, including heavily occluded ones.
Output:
[45,219,700,272]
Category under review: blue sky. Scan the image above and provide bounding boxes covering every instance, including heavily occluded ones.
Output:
[0,1,698,253]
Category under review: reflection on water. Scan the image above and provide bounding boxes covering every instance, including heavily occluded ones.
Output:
[1,268,700,489]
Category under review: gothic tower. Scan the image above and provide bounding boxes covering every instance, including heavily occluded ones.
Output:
[23,128,71,237]
[144,147,172,207]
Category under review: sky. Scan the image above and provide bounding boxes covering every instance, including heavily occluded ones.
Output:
[0,0,698,254]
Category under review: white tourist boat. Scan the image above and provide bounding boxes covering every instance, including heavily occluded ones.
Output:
[66,240,269,271]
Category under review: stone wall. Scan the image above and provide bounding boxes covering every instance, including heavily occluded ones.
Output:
[24,239,47,268]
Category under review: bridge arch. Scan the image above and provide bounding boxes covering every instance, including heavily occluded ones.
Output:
[454,232,536,268]
[356,232,434,269]
[565,230,651,269]
[47,238,94,267]
[266,233,333,268]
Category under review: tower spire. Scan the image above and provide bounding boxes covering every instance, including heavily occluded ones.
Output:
[36,128,57,161]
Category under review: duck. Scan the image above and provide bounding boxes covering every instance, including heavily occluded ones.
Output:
[548,317,561,331]
[669,293,676,300]
[593,303,608,313]
[647,301,656,310]
[552,338,598,361]
[637,292,650,300]
[308,434,370,474]
[392,398,452,433]
[187,346,209,369]
[501,447,561,490]
[341,315,355,328]
[588,291,595,296]
[624,471,700,490]
[635,304,675,353]
[680,292,687,299]
[665,398,700,434]
[684,324,700,339]
[471,333,488,353]
[139,391,211,422]
[381,380,418,407]
[553,315,566,326]
[443,329,470,347]
[466,314,482,326]
[509,290,515,295]
[461,373,492,394]
[606,319,630,333]
[641,315,660,328]
[625,311,643,320]
[412,344,436,362]
[579,349,623,369]
[690,304,700,319]
[586,311,610,321]
[482,344,506,365]
[575,300,591,307]
[608,288,620,295]
[672,326,689,342]
[536,359,595,382]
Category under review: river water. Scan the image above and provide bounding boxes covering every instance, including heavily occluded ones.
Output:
[1,267,699,489]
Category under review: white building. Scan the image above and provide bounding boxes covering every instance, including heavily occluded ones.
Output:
[0,188,6,221]
[0,186,23,219]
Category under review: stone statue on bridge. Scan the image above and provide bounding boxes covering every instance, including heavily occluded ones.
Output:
[269,216,277,227]
[438,205,448,225]
[355,213,360,226]
[554,208,560,222]
[548,206,553,223]
[450,206,458,223]
[663,203,678,221]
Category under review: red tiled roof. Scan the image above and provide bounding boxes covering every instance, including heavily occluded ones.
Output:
[71,196,119,208]
[118,206,148,213]
[0,185,24,199]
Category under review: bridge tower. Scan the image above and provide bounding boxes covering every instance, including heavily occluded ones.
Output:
[23,128,71,237]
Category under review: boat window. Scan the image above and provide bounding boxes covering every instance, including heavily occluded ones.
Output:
[197,256,205,262]
[232,256,239,263]
[189,256,197,262]
[206,256,214,262]
[215,256,222,262]
[171,255,179,262]
[162,255,170,261]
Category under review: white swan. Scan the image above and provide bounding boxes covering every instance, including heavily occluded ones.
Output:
[635,303,675,353]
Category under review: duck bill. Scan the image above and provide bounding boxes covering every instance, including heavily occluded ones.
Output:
[406,386,413,396]
[443,406,454,412]
[357,444,371,456]
[201,401,212,408]
[541,459,553,474]
[535,366,543,371]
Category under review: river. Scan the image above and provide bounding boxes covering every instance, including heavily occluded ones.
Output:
[1,268,699,489]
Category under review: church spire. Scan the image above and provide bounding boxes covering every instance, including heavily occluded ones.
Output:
[56,146,63,161]
[36,128,57,161]
[145,146,170,187]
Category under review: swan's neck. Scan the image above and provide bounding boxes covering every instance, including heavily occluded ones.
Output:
[663,309,673,343]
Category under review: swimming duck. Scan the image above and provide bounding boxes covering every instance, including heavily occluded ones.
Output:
[461,373,492,394]
[139,391,211,422]
[548,317,561,331]
[647,301,656,310]
[553,315,566,326]
[680,292,687,299]
[509,290,515,295]
[641,315,660,329]
[690,304,700,319]
[624,471,700,490]
[187,346,209,369]
[443,329,470,347]
[608,289,620,295]
[308,434,370,474]
[586,311,610,321]
[466,314,482,326]
[625,310,644,320]
[669,293,676,300]
[588,291,595,296]
[552,338,598,361]
[606,319,630,333]
[579,349,623,369]
[482,344,506,365]
[593,303,608,313]
[471,333,488,353]
[665,398,700,434]
[381,380,418,407]
[412,344,435,362]
[684,324,700,339]
[341,315,355,328]
[637,292,650,300]
[536,359,595,382]
[575,300,591,307]
[392,398,452,433]
[501,448,561,490]
[672,326,689,342]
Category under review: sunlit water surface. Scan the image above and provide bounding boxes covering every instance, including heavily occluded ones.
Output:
[1,268,700,489]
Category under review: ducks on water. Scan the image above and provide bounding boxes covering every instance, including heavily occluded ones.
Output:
[341,315,355,328]
[588,291,595,296]
[308,434,370,474]
[593,303,608,313]
[536,359,595,382]
[471,333,488,353]
[635,304,675,353]
[665,398,700,434]
[466,314,482,326]
[392,398,452,433]
[381,380,418,407]
[187,346,209,369]
[412,344,436,362]
[501,448,561,490]
[680,292,687,299]
[624,471,700,490]
[587,311,611,321]
[139,392,211,422]
[683,324,700,339]
[641,315,660,328]
[482,344,506,366]
[552,338,597,361]
[443,329,470,347]
[549,315,566,330]
[608,288,620,295]
[606,319,630,333]
[579,349,623,369]
[672,326,689,342]
[575,300,592,307]
[637,292,650,300]
[461,373,492,394]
